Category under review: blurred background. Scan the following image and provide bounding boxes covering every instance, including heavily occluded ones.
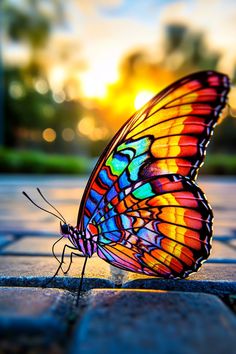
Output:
[1,0,236,175]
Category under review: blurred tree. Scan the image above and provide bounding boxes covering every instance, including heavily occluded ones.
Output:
[163,24,220,75]
[4,67,84,151]
[3,0,86,154]
[3,0,63,51]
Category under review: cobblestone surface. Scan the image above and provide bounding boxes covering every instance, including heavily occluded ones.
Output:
[71,289,236,354]
[0,175,236,354]
[0,287,75,353]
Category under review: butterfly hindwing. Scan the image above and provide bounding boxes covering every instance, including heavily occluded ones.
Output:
[87,174,212,277]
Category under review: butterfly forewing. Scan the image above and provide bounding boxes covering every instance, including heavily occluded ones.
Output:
[77,70,229,278]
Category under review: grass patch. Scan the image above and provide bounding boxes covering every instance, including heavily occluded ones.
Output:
[201,154,236,175]
[0,148,92,174]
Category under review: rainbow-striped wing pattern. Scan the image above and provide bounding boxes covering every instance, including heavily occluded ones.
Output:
[78,71,230,278]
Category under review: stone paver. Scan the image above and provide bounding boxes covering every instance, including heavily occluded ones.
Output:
[0,234,14,248]
[0,255,114,290]
[0,175,86,233]
[0,236,59,256]
[213,226,235,238]
[0,287,74,352]
[209,240,236,260]
[122,264,236,295]
[229,238,236,247]
[70,289,236,354]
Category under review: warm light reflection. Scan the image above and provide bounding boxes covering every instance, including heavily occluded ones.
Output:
[9,81,25,99]
[42,128,56,142]
[77,116,95,136]
[34,79,49,95]
[90,127,109,141]
[77,116,109,141]
[52,91,65,103]
[48,66,66,92]
[134,90,155,110]
[62,128,75,142]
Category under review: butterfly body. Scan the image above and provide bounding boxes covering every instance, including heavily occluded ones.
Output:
[61,71,230,279]
[60,223,97,257]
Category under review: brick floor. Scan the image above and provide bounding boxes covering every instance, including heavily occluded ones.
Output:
[0,175,236,354]
[70,289,236,354]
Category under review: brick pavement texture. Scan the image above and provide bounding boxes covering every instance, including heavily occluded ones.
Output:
[0,287,75,353]
[70,289,236,354]
[0,176,236,354]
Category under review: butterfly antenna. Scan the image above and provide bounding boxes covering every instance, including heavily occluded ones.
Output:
[36,188,66,223]
[52,236,64,264]
[22,191,65,223]
[76,256,88,306]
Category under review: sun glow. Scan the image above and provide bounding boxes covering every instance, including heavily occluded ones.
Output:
[81,73,107,98]
[80,62,119,99]
[134,90,155,110]
[48,66,66,92]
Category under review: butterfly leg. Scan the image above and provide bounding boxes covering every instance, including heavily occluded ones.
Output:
[76,256,88,306]
[43,244,84,287]
[62,250,84,274]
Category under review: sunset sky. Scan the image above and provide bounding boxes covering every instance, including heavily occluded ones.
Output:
[63,0,236,97]
[4,0,236,100]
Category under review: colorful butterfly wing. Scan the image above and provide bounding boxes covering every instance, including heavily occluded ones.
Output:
[88,174,212,277]
[78,71,229,231]
[77,71,229,277]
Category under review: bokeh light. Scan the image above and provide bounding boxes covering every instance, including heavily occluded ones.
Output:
[62,128,75,142]
[52,91,65,104]
[42,128,56,143]
[9,82,25,99]
[34,79,49,95]
[48,66,66,93]
[77,116,95,136]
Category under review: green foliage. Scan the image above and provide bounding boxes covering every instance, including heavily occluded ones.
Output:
[0,149,92,175]
[3,0,57,48]
[4,67,84,149]
[164,24,220,72]
[211,117,236,153]
[201,154,236,175]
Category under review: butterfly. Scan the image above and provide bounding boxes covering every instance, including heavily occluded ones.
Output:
[24,71,230,283]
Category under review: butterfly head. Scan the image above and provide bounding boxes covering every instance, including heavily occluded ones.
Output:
[60,222,72,237]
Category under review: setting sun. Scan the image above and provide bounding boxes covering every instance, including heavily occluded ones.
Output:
[134,91,155,110]
[80,62,119,99]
